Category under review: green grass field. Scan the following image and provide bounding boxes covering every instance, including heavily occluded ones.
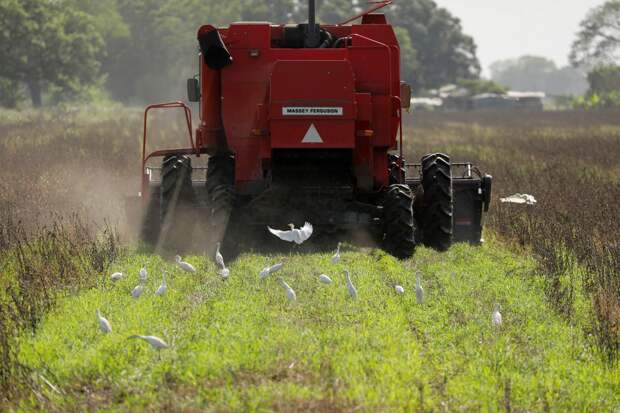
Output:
[14,241,620,412]
[2,108,620,411]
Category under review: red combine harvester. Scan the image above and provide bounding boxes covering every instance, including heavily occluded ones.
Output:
[135,0,492,258]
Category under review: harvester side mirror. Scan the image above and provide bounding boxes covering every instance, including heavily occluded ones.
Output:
[187,77,200,102]
[400,82,412,110]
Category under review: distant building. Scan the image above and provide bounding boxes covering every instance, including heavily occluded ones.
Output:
[410,97,443,110]
[471,93,519,110]
[418,86,546,112]
[507,91,545,111]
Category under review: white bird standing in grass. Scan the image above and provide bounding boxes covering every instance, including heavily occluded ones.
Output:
[156,272,168,296]
[492,304,503,327]
[96,309,112,333]
[219,267,230,279]
[268,222,313,245]
[215,242,225,268]
[214,243,230,279]
[319,274,333,284]
[331,242,341,264]
[395,285,405,294]
[139,265,148,282]
[415,272,424,304]
[110,271,124,282]
[132,280,145,299]
[277,277,297,302]
[128,335,169,350]
[344,270,357,299]
[176,255,196,273]
[259,262,284,280]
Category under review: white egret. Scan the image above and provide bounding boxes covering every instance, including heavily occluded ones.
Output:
[500,193,537,206]
[415,272,424,304]
[492,304,503,327]
[344,270,357,299]
[213,242,230,278]
[331,242,341,264]
[128,335,169,349]
[219,267,230,279]
[176,255,196,273]
[259,262,284,280]
[215,242,225,268]
[96,309,112,333]
[139,265,148,282]
[268,222,313,245]
[395,285,405,294]
[319,274,333,284]
[277,277,297,302]
[156,272,168,296]
[132,281,145,299]
[110,272,124,282]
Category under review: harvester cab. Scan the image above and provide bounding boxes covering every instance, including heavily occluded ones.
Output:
[132,0,493,258]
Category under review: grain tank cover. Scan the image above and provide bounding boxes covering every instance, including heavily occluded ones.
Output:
[269,60,356,148]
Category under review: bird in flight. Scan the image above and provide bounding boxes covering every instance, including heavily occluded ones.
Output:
[500,193,537,206]
[268,222,313,245]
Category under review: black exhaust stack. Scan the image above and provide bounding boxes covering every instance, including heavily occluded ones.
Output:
[304,0,321,48]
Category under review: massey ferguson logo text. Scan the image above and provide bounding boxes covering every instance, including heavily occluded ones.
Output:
[283,107,343,116]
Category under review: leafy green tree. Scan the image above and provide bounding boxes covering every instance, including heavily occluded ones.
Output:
[239,0,299,23]
[386,0,480,90]
[317,0,355,24]
[571,66,620,109]
[64,0,479,103]
[570,0,620,67]
[0,0,104,107]
[587,65,620,93]
[394,28,420,90]
[83,0,239,103]
[0,78,24,108]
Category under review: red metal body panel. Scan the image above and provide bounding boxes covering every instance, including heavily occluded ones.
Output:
[193,15,402,193]
[270,60,356,148]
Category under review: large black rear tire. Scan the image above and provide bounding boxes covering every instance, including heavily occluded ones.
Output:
[206,154,235,248]
[382,184,416,259]
[417,153,453,251]
[160,155,196,252]
[388,153,406,185]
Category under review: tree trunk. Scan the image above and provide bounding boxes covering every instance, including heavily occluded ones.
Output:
[27,80,42,107]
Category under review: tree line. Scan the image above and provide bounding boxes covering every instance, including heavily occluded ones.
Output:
[1,0,617,108]
[0,0,479,107]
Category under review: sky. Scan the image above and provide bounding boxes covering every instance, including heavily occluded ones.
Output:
[433,0,605,75]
